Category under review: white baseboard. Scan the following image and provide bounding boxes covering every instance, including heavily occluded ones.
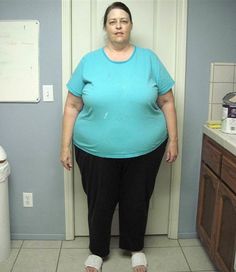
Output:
[177,232,198,239]
[11,233,65,240]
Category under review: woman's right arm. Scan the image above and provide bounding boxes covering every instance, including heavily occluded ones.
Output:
[60,92,83,170]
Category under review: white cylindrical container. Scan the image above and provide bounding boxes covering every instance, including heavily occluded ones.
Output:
[0,146,11,262]
[221,92,236,134]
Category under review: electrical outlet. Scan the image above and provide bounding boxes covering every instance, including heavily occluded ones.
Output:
[23,192,33,207]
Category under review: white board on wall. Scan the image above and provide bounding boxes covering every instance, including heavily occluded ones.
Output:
[0,20,40,103]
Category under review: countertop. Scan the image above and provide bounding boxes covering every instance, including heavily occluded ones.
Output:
[203,125,236,156]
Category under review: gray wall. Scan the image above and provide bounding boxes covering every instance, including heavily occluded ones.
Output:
[0,0,65,239]
[179,0,236,238]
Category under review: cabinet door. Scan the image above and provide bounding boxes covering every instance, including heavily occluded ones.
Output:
[202,135,222,176]
[214,182,236,272]
[221,155,236,193]
[197,163,220,257]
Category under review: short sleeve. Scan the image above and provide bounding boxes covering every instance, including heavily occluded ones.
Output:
[150,51,175,95]
[66,57,85,97]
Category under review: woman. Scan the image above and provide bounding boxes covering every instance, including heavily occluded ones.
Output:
[61,2,178,272]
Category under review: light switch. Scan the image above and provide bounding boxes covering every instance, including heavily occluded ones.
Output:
[43,85,54,102]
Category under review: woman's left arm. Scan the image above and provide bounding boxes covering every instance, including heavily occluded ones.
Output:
[157,89,178,163]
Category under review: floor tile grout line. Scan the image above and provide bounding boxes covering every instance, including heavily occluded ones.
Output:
[144,245,180,248]
[19,239,63,249]
[10,240,24,272]
[178,240,193,272]
[55,240,63,272]
[8,240,63,272]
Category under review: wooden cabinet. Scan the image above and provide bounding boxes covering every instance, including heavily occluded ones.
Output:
[197,163,220,257]
[197,134,236,272]
[215,182,236,271]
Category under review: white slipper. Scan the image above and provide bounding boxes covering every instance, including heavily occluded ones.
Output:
[131,252,147,270]
[84,254,103,271]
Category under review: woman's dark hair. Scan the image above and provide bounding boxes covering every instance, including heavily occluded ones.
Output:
[103,2,133,28]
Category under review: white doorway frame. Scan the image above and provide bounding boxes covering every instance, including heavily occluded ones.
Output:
[62,0,188,240]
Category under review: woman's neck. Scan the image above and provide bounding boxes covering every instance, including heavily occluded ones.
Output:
[104,42,134,61]
[105,41,132,52]
[104,44,134,61]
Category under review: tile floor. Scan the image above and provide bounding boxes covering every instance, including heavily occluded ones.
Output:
[0,236,218,272]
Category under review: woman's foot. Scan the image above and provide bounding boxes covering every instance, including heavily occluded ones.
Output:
[85,267,98,272]
[133,265,146,272]
[131,252,147,272]
[84,254,103,272]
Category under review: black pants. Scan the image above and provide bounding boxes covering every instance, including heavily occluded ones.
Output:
[74,140,167,258]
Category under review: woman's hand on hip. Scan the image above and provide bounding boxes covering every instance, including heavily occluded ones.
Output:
[60,147,72,171]
[166,139,178,163]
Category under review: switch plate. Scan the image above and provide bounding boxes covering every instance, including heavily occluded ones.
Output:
[43,85,54,102]
[23,192,33,207]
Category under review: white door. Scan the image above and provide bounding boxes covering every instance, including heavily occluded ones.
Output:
[72,0,177,236]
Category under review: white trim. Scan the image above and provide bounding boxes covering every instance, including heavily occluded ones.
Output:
[90,0,97,50]
[168,0,188,239]
[62,0,188,240]
[62,0,74,240]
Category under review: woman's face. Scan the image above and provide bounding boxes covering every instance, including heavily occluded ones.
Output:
[105,8,133,46]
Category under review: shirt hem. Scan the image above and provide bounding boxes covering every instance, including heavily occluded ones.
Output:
[73,137,168,159]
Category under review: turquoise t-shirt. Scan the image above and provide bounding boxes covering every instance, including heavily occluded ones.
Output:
[67,46,175,158]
